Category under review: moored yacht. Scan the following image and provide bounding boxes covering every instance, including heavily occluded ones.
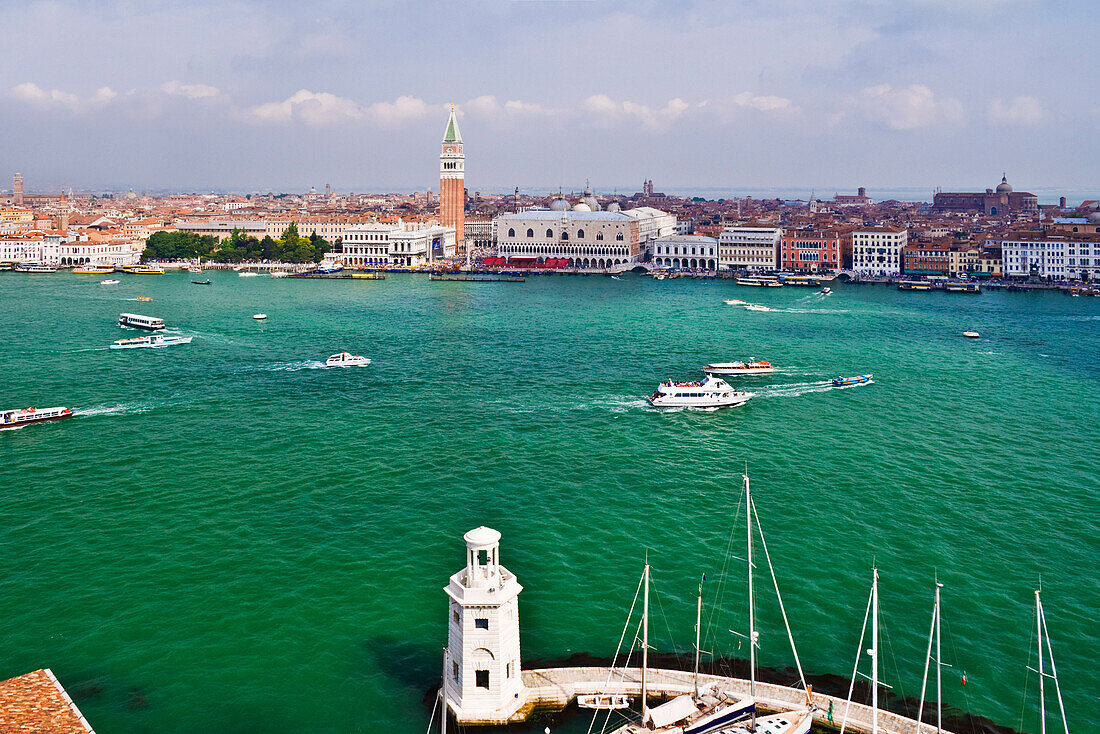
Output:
[72,264,115,274]
[118,313,165,330]
[123,264,165,274]
[736,276,782,287]
[14,264,58,273]
[326,352,371,367]
[648,375,754,408]
[1,406,73,430]
[703,360,774,376]
[110,334,192,349]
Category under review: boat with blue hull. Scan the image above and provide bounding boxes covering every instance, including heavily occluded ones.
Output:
[831,374,872,387]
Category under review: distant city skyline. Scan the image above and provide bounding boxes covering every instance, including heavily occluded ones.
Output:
[4,1,1098,193]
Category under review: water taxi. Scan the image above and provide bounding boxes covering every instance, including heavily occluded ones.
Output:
[253,313,267,320]
[820,286,832,294]
[945,282,980,293]
[270,271,289,278]
[648,376,754,408]
[723,298,748,305]
[100,279,120,285]
[898,279,932,291]
[963,331,980,338]
[326,352,371,367]
[72,264,115,274]
[191,279,212,285]
[831,374,872,387]
[187,267,202,274]
[123,264,165,274]
[736,276,782,287]
[110,334,193,349]
[118,313,165,330]
[744,304,771,311]
[14,264,58,273]
[1,406,73,430]
[703,360,774,376]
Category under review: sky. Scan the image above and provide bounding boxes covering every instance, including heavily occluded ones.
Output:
[1,0,1097,196]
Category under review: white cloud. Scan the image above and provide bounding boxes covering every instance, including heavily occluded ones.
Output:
[856,83,964,130]
[731,92,793,112]
[364,95,434,126]
[582,95,690,131]
[988,96,1047,126]
[11,81,117,112]
[244,89,363,125]
[464,95,551,118]
[162,80,220,99]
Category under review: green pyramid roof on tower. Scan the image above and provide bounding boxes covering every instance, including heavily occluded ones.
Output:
[443,106,462,143]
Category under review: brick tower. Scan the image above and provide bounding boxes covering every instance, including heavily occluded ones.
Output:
[440,105,465,244]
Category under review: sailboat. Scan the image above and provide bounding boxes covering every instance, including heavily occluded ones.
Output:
[611,475,813,734]
[1029,588,1071,734]
[839,567,889,734]
[917,581,948,734]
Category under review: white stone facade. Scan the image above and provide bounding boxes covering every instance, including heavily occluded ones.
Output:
[652,235,719,270]
[444,527,525,724]
[718,226,781,271]
[1001,236,1100,280]
[493,207,674,268]
[0,233,141,266]
[851,227,908,277]
[325,222,455,268]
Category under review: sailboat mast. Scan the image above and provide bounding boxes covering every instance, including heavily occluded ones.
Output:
[871,567,879,734]
[642,562,650,722]
[745,474,757,728]
[694,575,703,698]
[440,648,448,734]
[935,582,943,734]
[1036,589,1046,734]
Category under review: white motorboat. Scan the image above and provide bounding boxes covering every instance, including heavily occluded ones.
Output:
[187,267,202,274]
[238,271,259,277]
[253,313,268,320]
[963,331,980,338]
[648,375,754,408]
[820,286,832,294]
[744,304,771,312]
[724,298,748,305]
[119,313,165,330]
[270,271,289,278]
[1,406,73,430]
[110,334,193,349]
[100,279,120,285]
[326,352,371,367]
[703,360,774,375]
[123,264,165,274]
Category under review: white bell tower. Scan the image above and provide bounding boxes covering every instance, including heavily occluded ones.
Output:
[443,526,526,724]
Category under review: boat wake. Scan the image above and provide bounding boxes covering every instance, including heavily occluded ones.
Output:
[745,305,849,314]
[75,403,153,418]
[262,360,331,372]
[756,379,873,399]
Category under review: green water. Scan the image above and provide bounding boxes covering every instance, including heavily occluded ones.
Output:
[0,272,1096,734]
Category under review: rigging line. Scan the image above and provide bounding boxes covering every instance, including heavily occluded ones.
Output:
[651,579,680,663]
[1038,600,1071,734]
[839,583,874,734]
[586,568,645,734]
[880,615,907,710]
[425,687,438,734]
[942,613,980,734]
[1018,622,1036,734]
[750,497,809,697]
[703,487,746,659]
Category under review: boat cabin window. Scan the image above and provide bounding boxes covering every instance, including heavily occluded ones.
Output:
[475,618,489,630]
[475,670,490,689]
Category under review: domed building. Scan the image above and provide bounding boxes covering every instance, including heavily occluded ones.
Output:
[605,201,622,212]
[572,203,591,212]
[549,196,570,212]
[932,173,1037,216]
[579,184,600,212]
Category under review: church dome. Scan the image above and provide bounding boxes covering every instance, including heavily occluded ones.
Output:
[1089,210,1100,224]
[549,197,569,211]
[580,184,600,211]
[996,175,1013,194]
[572,203,591,212]
[606,201,622,212]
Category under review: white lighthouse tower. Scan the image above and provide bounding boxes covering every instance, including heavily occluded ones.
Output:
[443,526,526,724]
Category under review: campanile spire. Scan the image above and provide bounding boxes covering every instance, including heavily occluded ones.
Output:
[440,105,465,244]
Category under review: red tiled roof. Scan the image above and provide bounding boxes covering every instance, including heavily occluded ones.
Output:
[0,668,95,733]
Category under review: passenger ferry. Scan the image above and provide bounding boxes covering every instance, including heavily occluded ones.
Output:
[945,282,980,293]
[14,264,58,273]
[898,279,932,291]
[703,360,775,376]
[736,276,782,287]
[118,313,165,331]
[777,273,823,286]
[110,334,192,349]
[123,264,165,274]
[648,376,755,408]
[326,352,371,367]
[72,264,115,274]
[1,406,73,430]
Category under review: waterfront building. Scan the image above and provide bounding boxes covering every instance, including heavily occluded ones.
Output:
[651,234,718,270]
[440,105,466,244]
[903,243,952,276]
[1000,232,1100,280]
[464,217,493,251]
[325,221,455,268]
[493,206,674,268]
[780,229,841,272]
[0,232,140,266]
[443,527,526,723]
[850,226,908,277]
[718,226,781,271]
[177,216,378,242]
[933,175,1038,216]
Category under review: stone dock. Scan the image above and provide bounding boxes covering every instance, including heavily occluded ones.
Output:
[467,666,953,734]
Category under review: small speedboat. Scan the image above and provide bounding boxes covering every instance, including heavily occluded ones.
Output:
[610,275,622,280]
[820,286,832,294]
[724,298,748,305]
[326,352,371,368]
[1,406,73,430]
[110,334,193,349]
[744,304,771,311]
[136,297,152,302]
[187,267,202,274]
[253,314,267,320]
[192,279,212,285]
[100,279,120,285]
[238,271,259,277]
[963,331,980,338]
[831,374,872,387]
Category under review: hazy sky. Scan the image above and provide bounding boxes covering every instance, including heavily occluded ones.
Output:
[2,0,1097,195]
